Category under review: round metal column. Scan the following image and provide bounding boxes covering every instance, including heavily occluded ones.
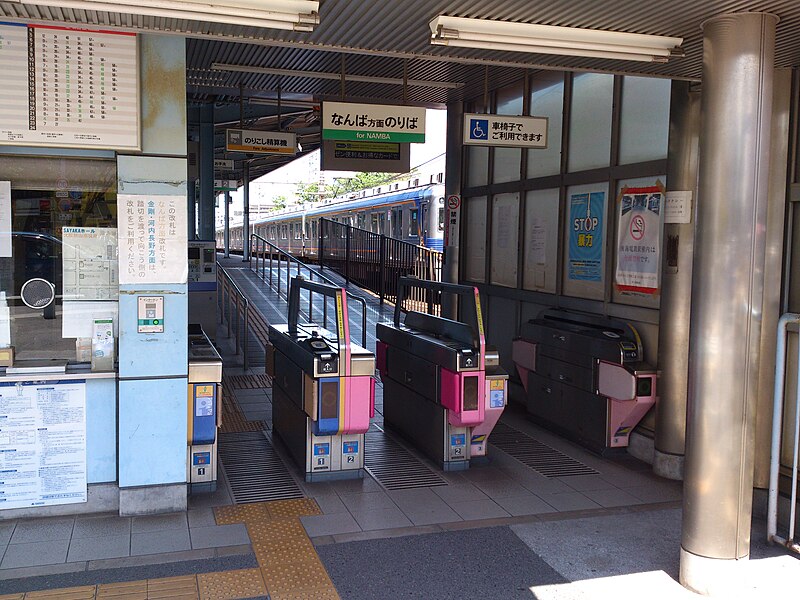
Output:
[654,82,700,480]
[224,190,231,258]
[242,162,250,262]
[680,12,777,596]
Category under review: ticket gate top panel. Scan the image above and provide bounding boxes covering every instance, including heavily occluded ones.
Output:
[376,278,486,372]
[269,323,375,377]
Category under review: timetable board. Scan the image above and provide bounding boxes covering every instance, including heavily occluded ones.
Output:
[0,22,139,150]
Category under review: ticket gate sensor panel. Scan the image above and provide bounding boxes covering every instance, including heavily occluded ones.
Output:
[268,278,374,482]
[187,325,222,493]
[376,278,508,470]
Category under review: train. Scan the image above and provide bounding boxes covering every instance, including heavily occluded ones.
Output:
[218,182,446,258]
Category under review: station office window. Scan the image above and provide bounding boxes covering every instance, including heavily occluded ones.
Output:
[0,156,118,363]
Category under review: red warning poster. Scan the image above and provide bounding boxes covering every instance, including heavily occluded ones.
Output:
[615,185,664,294]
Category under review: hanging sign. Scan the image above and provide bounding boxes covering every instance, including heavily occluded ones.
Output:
[445,194,461,248]
[463,113,547,148]
[322,102,426,143]
[615,186,664,294]
[225,129,297,155]
[0,23,140,150]
[214,179,238,192]
[214,159,234,170]
[568,191,605,282]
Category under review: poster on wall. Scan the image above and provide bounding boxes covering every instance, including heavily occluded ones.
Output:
[568,191,605,282]
[118,194,188,285]
[62,227,118,300]
[615,186,664,294]
[0,380,87,510]
[0,23,140,150]
[0,181,10,257]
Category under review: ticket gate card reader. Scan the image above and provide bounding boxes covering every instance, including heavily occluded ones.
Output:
[188,241,217,341]
[268,278,375,482]
[187,325,222,493]
[376,278,508,470]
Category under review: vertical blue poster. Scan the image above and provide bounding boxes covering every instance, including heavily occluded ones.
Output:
[568,192,605,281]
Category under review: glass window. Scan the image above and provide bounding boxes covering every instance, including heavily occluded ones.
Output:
[528,72,564,178]
[0,171,117,363]
[464,196,487,283]
[438,207,445,231]
[568,73,614,172]
[371,213,378,232]
[523,188,559,293]
[493,81,524,184]
[562,182,608,300]
[409,209,419,237]
[619,76,671,165]
[611,175,666,308]
[467,146,489,187]
[490,193,519,287]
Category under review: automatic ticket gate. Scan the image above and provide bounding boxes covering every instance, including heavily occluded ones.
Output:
[512,308,657,454]
[187,324,222,493]
[267,278,375,482]
[376,278,508,470]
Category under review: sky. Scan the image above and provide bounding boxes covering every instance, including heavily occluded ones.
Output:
[217,108,447,227]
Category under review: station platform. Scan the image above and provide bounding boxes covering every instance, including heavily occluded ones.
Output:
[0,258,796,599]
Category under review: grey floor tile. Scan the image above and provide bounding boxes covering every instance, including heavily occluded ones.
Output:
[494,494,558,517]
[582,487,645,508]
[10,518,74,543]
[540,491,602,512]
[459,468,513,483]
[622,483,683,504]
[72,516,131,539]
[190,524,249,549]
[130,529,191,556]
[67,534,130,562]
[448,499,511,521]
[517,475,574,496]
[557,474,618,492]
[472,478,531,499]
[393,491,463,527]
[313,493,349,515]
[349,507,413,532]
[432,483,489,505]
[300,513,362,538]
[328,477,383,494]
[388,487,442,508]
[1,539,69,568]
[188,486,232,509]
[187,508,218,528]
[338,491,397,512]
[0,522,15,547]
[131,512,188,534]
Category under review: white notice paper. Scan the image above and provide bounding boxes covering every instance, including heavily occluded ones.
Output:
[62,227,119,301]
[62,301,119,338]
[118,194,188,284]
[0,380,87,510]
[665,191,692,224]
[0,181,10,258]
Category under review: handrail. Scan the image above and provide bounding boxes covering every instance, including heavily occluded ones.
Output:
[217,264,250,370]
[249,233,368,348]
[768,313,800,554]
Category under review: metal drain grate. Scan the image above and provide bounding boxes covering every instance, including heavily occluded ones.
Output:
[364,429,448,491]
[224,374,272,389]
[489,422,599,478]
[219,431,304,503]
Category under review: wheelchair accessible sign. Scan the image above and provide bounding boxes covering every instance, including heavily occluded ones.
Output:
[463,113,548,148]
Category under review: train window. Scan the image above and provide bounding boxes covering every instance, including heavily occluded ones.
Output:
[294,223,300,240]
[371,214,378,232]
[409,209,419,237]
[357,213,366,229]
[438,207,445,231]
[282,225,288,240]
[378,213,386,235]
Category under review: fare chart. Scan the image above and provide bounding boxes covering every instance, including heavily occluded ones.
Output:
[0,22,139,150]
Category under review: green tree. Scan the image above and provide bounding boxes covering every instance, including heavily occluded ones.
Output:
[336,172,395,195]
[272,195,287,210]
[296,182,322,203]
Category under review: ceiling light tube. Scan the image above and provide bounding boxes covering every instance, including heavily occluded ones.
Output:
[430,15,682,62]
[17,0,319,30]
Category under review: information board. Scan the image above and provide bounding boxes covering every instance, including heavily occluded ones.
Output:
[62,227,119,301]
[0,22,139,150]
[0,380,87,510]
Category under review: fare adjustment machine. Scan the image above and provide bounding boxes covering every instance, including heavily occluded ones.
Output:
[268,278,375,481]
[376,278,508,470]
[187,325,222,493]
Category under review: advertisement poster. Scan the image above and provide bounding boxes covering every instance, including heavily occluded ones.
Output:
[615,186,664,294]
[118,194,188,284]
[568,192,605,282]
[0,380,87,510]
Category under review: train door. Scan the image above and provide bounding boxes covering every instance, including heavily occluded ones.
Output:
[378,212,386,236]
[409,206,420,241]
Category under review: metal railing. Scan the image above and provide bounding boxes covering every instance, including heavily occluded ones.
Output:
[318,217,443,312]
[217,264,250,370]
[768,312,800,554]
[249,233,368,348]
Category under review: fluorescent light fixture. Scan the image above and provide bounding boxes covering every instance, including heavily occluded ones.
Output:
[212,63,464,89]
[14,0,320,31]
[429,15,683,63]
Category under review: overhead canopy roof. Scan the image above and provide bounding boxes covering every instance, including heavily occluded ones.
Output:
[4,0,800,179]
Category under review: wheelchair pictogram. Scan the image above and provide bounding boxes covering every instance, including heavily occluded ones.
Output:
[470,118,488,140]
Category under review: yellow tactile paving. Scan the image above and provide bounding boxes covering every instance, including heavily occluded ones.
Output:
[197,568,267,600]
[11,498,340,600]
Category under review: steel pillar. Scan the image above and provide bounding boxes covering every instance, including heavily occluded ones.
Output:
[242,162,251,262]
[443,101,463,320]
[198,103,215,240]
[224,190,231,258]
[680,12,777,596]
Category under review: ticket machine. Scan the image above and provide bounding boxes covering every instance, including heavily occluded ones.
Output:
[187,324,222,493]
[188,241,217,340]
[376,278,508,470]
[267,278,375,482]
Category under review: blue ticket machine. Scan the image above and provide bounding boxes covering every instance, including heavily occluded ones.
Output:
[187,325,222,493]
